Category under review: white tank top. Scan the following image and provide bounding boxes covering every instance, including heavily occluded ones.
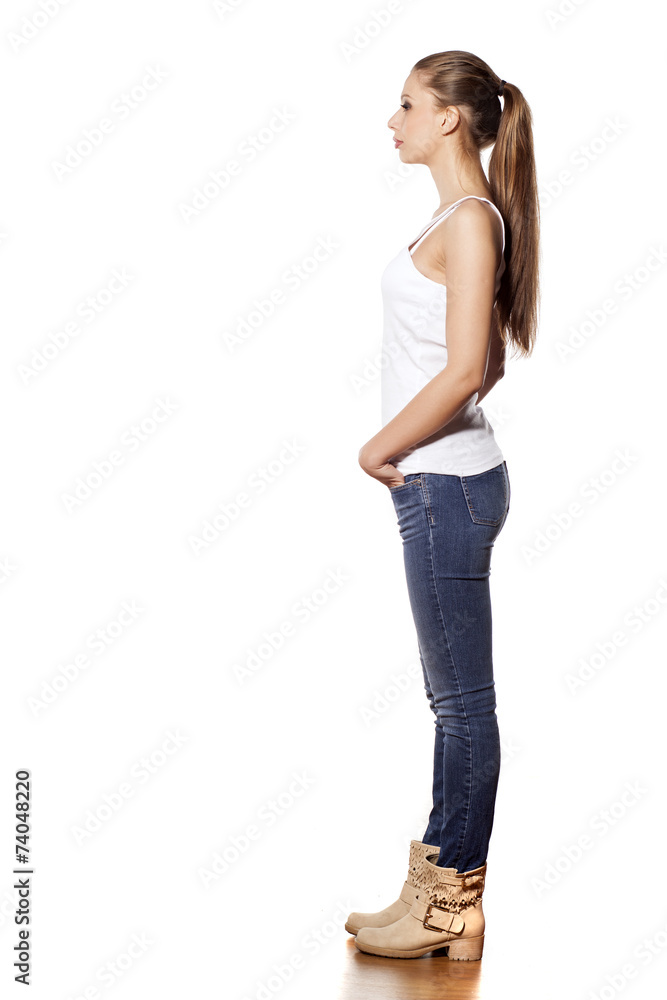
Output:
[380,195,506,476]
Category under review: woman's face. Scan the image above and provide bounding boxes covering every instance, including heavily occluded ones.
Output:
[387,71,452,164]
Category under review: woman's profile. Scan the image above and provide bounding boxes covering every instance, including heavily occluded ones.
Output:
[350,50,540,961]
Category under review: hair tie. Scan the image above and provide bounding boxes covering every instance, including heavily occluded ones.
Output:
[498,79,506,97]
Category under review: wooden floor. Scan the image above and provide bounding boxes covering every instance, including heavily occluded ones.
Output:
[337,935,484,999]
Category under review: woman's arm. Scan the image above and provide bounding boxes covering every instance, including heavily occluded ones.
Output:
[475,306,505,405]
[359,200,502,484]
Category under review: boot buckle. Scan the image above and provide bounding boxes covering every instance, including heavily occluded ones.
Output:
[422,902,454,933]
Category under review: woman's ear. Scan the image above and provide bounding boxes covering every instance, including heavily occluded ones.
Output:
[439,105,461,137]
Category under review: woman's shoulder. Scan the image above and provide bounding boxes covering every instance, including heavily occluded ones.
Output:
[432,196,503,247]
[428,197,504,275]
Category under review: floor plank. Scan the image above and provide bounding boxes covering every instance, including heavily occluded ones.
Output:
[337,936,483,999]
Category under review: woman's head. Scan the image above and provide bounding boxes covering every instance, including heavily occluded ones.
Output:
[387,60,503,168]
[390,51,540,360]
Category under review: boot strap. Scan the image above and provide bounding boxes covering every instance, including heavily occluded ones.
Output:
[432,868,485,888]
[399,881,420,906]
[411,898,465,934]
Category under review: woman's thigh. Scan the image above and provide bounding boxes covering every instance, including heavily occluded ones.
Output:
[389,463,510,710]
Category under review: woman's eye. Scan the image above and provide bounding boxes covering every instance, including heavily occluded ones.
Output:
[401,102,410,110]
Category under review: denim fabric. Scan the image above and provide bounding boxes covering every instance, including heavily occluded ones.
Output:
[389,461,510,871]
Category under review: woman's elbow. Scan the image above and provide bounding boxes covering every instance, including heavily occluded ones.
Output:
[463,369,490,395]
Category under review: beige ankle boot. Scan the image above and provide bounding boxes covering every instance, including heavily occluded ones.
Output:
[354,854,487,960]
[345,840,440,935]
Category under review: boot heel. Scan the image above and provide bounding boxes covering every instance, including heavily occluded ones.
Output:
[447,934,484,961]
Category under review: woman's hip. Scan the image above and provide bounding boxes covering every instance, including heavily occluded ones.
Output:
[388,462,510,569]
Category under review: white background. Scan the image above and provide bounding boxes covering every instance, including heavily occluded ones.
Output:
[2,1,666,998]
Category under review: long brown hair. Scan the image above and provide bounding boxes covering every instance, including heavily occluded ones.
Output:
[412,50,540,359]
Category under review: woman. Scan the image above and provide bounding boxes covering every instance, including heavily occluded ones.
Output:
[348,51,540,960]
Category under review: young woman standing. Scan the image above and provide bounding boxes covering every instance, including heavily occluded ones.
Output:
[349,50,540,960]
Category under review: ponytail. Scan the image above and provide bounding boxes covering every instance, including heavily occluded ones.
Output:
[412,50,541,359]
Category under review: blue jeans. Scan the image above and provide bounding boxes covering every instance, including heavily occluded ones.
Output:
[388,461,511,872]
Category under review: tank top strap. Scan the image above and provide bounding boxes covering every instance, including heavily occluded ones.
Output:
[409,195,505,257]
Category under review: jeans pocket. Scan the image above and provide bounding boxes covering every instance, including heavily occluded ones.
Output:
[460,463,509,526]
[388,475,421,493]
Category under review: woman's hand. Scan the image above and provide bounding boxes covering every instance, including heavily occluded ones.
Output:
[358,443,405,489]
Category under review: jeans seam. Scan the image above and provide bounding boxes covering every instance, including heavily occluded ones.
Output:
[424,518,472,868]
[503,461,511,514]
[421,476,435,525]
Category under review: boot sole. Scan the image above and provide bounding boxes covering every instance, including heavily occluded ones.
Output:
[344,923,358,935]
[354,933,484,961]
